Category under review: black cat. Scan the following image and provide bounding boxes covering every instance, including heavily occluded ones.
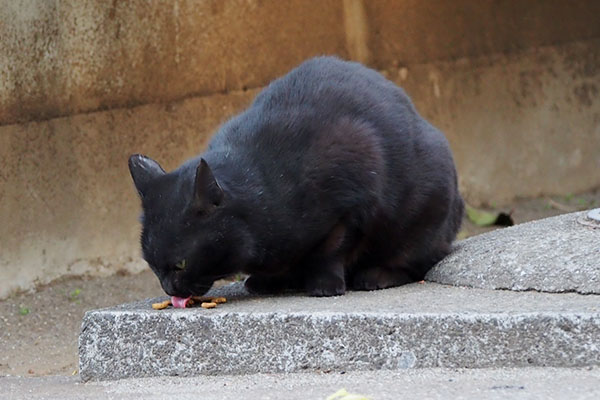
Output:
[128,56,464,297]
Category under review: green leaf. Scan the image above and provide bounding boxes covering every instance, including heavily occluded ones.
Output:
[69,288,82,301]
[465,205,499,227]
[19,305,30,316]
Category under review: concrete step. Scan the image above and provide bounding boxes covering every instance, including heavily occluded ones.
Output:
[78,281,600,381]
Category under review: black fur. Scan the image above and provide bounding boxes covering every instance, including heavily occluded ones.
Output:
[128,56,464,297]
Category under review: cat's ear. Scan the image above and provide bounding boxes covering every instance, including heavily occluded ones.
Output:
[128,154,165,198]
[193,159,223,211]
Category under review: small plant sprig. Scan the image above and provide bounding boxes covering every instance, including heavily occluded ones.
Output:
[69,288,82,302]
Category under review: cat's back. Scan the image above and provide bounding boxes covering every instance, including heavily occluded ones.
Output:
[251,56,414,121]
[208,56,420,159]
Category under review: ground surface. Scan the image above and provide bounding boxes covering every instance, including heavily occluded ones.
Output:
[3,368,600,400]
[0,190,598,378]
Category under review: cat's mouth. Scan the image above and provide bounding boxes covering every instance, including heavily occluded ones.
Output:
[162,271,229,300]
[164,281,213,299]
[171,296,191,308]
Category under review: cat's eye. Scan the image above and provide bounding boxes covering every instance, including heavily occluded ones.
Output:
[175,259,187,270]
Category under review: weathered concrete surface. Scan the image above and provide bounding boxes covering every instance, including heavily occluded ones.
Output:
[366,0,600,68]
[78,282,600,381]
[427,211,600,294]
[393,39,600,205]
[4,368,600,400]
[0,0,348,125]
[3,0,600,126]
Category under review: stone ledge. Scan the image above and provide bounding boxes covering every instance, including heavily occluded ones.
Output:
[427,211,600,294]
[79,282,600,381]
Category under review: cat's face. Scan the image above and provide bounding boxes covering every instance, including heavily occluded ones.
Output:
[128,155,249,297]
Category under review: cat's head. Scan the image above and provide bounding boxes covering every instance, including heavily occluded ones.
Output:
[128,154,252,297]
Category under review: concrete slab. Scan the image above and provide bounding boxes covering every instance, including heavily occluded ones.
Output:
[79,282,600,381]
[427,211,600,294]
[4,367,600,400]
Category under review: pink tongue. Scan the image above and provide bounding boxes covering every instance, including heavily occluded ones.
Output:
[171,296,191,308]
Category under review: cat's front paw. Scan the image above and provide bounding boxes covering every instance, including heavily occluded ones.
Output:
[305,276,346,297]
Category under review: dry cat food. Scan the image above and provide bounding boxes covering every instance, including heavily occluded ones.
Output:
[151,299,171,310]
[151,296,227,310]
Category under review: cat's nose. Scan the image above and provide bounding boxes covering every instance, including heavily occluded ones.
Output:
[162,278,196,298]
[160,278,177,297]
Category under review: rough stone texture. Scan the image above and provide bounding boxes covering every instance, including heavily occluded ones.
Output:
[427,211,600,294]
[0,0,348,125]
[0,89,256,299]
[4,368,600,400]
[78,282,600,381]
[3,0,600,126]
[393,38,600,205]
[366,0,600,68]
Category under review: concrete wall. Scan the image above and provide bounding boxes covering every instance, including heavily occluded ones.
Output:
[0,0,348,125]
[3,0,600,126]
[1,0,599,298]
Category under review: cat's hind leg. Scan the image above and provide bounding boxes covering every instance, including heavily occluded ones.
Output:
[245,220,350,296]
[351,245,450,291]
[350,265,414,291]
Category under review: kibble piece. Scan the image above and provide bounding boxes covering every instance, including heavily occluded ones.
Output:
[201,302,217,309]
[152,296,226,310]
[152,299,171,310]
